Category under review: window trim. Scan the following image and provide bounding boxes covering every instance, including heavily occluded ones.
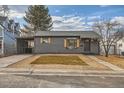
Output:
[64,38,80,49]
[41,37,51,44]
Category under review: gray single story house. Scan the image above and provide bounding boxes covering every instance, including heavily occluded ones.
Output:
[17,31,101,54]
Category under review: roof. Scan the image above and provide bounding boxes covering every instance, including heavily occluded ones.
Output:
[16,36,34,40]
[35,31,100,38]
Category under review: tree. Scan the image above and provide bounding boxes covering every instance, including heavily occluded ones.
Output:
[0,5,9,16]
[93,19,123,57]
[23,5,53,32]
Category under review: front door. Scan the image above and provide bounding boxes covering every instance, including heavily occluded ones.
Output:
[84,39,90,52]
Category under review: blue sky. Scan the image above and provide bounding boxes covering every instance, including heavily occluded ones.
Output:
[7,5,124,31]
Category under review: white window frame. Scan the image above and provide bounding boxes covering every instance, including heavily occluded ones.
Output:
[66,38,77,49]
[41,37,50,44]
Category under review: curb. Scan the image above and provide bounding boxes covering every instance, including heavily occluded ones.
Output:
[1,68,124,77]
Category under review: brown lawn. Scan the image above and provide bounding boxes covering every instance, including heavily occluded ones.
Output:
[8,55,110,70]
[96,55,124,68]
[31,56,88,65]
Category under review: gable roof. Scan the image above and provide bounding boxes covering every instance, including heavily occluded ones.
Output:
[35,31,100,38]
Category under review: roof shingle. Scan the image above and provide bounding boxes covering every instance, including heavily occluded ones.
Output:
[35,31,100,38]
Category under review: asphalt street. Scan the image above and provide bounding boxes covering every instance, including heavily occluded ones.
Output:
[0,74,124,88]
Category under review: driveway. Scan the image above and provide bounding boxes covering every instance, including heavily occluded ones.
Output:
[0,55,32,68]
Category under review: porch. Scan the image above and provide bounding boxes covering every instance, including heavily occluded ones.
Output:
[80,38,100,54]
[16,36,34,54]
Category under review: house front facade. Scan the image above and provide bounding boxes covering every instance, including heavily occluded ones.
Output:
[17,31,101,54]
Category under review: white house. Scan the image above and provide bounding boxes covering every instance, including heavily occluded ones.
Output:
[100,30,124,56]
[109,31,124,56]
[116,35,124,56]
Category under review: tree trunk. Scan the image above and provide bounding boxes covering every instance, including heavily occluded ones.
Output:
[105,51,109,57]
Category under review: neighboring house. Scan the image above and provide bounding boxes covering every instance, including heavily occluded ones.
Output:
[116,31,124,56]
[20,29,28,37]
[0,16,20,56]
[100,30,124,56]
[17,31,101,54]
[100,43,117,55]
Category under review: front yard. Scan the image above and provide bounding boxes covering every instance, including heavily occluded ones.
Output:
[7,54,110,70]
[31,56,88,65]
[96,55,124,68]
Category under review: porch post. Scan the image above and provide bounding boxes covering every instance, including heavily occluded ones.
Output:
[98,40,100,55]
[89,38,91,52]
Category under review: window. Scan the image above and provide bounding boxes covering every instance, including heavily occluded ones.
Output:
[41,37,51,44]
[64,38,79,49]
[28,41,34,48]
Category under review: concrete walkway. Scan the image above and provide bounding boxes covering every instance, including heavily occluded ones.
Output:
[0,55,32,68]
[88,56,123,71]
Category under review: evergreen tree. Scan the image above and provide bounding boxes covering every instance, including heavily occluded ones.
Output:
[24,5,53,32]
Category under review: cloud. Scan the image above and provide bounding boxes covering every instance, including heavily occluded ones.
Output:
[9,9,25,19]
[52,15,90,31]
[87,22,95,26]
[88,16,101,21]
[52,15,124,31]
[111,16,124,25]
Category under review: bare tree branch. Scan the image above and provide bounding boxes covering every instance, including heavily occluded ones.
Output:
[93,18,123,57]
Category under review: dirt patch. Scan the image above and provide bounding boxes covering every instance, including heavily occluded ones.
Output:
[31,56,88,65]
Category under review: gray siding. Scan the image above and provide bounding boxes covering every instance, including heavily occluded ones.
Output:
[3,31,17,56]
[0,30,2,36]
[34,36,99,54]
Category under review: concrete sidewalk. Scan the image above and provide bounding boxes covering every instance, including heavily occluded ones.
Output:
[88,56,123,71]
[1,68,124,77]
[0,55,32,68]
